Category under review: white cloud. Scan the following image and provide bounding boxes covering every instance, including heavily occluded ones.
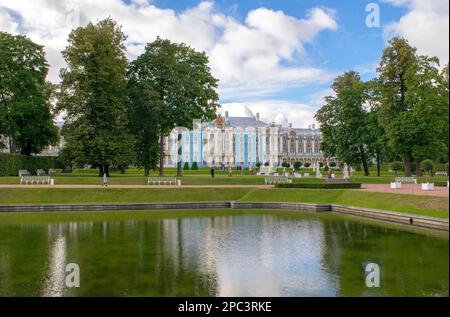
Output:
[0,0,337,100]
[383,0,449,65]
[0,7,18,33]
[220,100,318,128]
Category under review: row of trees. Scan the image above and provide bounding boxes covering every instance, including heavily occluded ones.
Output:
[1,19,220,177]
[316,38,449,177]
[57,19,219,176]
[0,32,59,155]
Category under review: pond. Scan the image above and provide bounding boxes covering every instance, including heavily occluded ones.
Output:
[0,210,448,296]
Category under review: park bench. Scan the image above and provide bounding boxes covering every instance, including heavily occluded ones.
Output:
[304,173,310,177]
[435,171,448,177]
[147,177,179,186]
[18,170,30,177]
[36,169,45,176]
[20,176,51,184]
[293,172,302,178]
[265,176,292,185]
[395,177,417,184]
[48,168,56,176]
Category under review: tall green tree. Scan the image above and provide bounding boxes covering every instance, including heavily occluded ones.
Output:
[57,19,134,176]
[376,38,448,176]
[127,37,219,177]
[0,32,58,155]
[315,71,373,176]
[375,38,418,176]
[126,81,161,176]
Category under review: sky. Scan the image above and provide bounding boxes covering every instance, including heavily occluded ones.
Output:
[0,0,448,128]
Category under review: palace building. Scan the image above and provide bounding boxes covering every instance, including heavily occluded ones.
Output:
[163,110,324,168]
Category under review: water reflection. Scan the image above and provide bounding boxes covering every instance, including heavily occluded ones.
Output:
[0,212,447,296]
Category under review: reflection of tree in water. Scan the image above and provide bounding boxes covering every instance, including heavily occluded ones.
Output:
[0,224,50,296]
[322,219,449,296]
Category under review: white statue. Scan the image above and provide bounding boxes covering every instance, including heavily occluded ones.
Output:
[343,163,350,179]
[316,163,322,178]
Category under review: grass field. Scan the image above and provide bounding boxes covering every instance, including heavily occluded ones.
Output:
[1,167,447,185]
[0,187,447,218]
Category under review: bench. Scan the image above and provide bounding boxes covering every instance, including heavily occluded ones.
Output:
[20,176,51,184]
[18,170,30,177]
[36,169,45,176]
[48,168,56,176]
[395,177,417,184]
[265,176,292,185]
[435,171,448,177]
[148,177,179,186]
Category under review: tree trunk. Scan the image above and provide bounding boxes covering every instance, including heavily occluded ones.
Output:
[376,147,381,177]
[99,164,104,177]
[105,164,110,177]
[415,159,422,177]
[403,156,412,177]
[159,131,164,177]
[359,145,370,176]
[177,132,182,177]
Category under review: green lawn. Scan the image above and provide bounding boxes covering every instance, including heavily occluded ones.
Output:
[2,167,447,185]
[0,187,447,219]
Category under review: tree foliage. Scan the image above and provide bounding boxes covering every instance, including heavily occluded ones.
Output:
[127,37,219,176]
[0,32,58,155]
[315,71,373,176]
[57,19,134,176]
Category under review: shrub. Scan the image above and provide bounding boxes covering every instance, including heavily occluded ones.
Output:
[329,161,336,167]
[324,165,329,172]
[390,161,403,175]
[183,162,190,170]
[191,162,199,170]
[276,183,362,189]
[319,162,323,168]
[281,162,290,168]
[0,153,62,176]
[256,162,261,168]
[293,161,301,171]
[304,162,311,168]
[421,159,434,177]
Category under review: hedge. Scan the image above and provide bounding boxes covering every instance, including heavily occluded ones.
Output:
[0,153,62,176]
[275,183,362,189]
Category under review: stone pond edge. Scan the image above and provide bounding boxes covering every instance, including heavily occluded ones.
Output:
[0,201,448,231]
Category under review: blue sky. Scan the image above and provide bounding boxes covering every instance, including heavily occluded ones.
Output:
[0,0,448,127]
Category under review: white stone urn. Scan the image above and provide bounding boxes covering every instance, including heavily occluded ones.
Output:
[421,183,434,191]
[390,182,401,189]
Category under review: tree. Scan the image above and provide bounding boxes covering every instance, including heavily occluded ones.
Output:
[127,37,219,177]
[390,161,403,176]
[183,162,190,171]
[315,71,373,176]
[376,39,449,176]
[191,162,199,170]
[375,38,417,176]
[420,159,434,181]
[0,32,58,155]
[126,78,161,176]
[407,59,449,175]
[57,19,135,176]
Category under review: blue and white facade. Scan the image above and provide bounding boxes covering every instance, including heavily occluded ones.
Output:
[163,111,324,168]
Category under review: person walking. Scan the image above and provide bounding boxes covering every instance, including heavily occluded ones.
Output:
[210,166,215,178]
[328,168,332,179]
[103,172,108,187]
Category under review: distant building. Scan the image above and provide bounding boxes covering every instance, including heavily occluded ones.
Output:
[163,110,324,168]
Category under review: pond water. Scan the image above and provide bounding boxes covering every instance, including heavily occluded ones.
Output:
[0,210,448,297]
